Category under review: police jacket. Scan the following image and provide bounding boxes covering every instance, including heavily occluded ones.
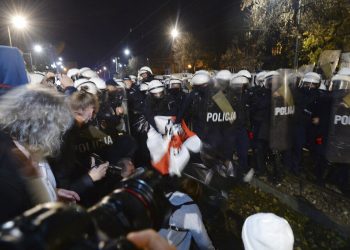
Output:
[144,94,178,132]
[49,123,94,197]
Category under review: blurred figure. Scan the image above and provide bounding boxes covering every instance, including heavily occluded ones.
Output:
[159,178,214,250]
[0,86,75,223]
[0,46,28,95]
[242,213,294,250]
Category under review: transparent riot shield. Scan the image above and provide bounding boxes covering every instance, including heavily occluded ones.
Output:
[318,50,341,79]
[196,81,244,175]
[326,76,350,163]
[268,70,295,151]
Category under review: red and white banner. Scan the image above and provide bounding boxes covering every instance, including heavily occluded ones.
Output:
[147,116,201,176]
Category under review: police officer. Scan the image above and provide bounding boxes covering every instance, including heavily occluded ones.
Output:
[138,66,154,84]
[177,70,250,179]
[228,72,251,179]
[122,74,151,167]
[165,78,187,117]
[144,80,176,131]
[291,72,323,176]
[258,70,295,183]
[176,70,213,139]
[324,69,350,194]
[249,71,271,175]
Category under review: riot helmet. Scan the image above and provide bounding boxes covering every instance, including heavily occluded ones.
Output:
[167,78,182,89]
[89,77,106,90]
[166,78,183,95]
[299,72,321,89]
[329,74,350,91]
[148,80,165,98]
[233,70,252,90]
[262,71,281,91]
[80,69,98,79]
[140,82,149,92]
[138,66,153,81]
[74,78,99,95]
[237,69,252,79]
[191,70,211,87]
[230,72,250,90]
[215,70,232,89]
[67,68,80,81]
[79,67,91,76]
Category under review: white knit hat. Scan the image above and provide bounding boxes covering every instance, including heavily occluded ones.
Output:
[242,213,294,250]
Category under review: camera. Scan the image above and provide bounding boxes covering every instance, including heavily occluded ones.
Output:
[91,153,122,177]
[0,170,172,250]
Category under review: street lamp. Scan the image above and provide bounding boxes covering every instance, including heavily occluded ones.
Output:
[171,28,179,40]
[7,15,28,47]
[34,44,43,53]
[124,48,130,56]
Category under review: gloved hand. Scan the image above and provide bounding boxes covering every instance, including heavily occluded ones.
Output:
[247,130,254,140]
[315,136,323,145]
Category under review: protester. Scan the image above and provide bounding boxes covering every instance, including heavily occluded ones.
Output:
[0,46,28,95]
[0,85,77,223]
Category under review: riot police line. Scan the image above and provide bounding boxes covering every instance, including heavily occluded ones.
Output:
[1,58,350,249]
[26,64,350,197]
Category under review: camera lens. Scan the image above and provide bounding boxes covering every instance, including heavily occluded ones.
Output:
[88,171,171,238]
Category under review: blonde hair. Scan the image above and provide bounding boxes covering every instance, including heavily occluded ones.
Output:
[68,90,99,112]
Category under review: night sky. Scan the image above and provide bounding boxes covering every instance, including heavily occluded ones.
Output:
[0,0,245,68]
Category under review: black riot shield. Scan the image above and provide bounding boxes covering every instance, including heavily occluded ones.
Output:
[200,83,243,159]
[268,70,295,151]
[326,79,350,163]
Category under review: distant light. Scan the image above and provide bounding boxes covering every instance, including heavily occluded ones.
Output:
[34,44,43,53]
[58,57,63,61]
[51,63,56,68]
[124,48,130,56]
[124,64,127,67]
[188,64,192,69]
[103,66,107,71]
[63,67,67,71]
[60,65,64,69]
[112,59,116,63]
[56,61,62,66]
[119,63,122,67]
[11,15,28,29]
[171,28,179,39]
